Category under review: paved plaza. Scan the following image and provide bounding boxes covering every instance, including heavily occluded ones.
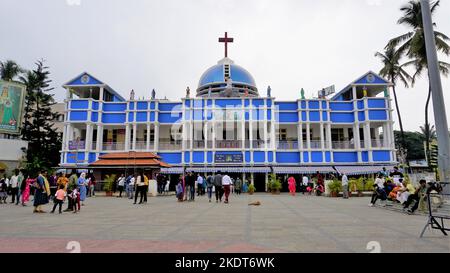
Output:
[0,193,449,253]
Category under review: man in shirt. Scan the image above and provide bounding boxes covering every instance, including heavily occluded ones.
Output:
[341,173,349,199]
[196,174,204,196]
[9,169,19,204]
[390,166,404,186]
[403,180,427,214]
[222,172,233,204]
[369,174,386,207]
[213,172,223,203]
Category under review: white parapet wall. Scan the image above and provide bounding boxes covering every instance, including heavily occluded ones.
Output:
[0,139,28,170]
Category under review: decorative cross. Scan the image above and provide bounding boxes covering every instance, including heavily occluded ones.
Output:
[218,32,234,58]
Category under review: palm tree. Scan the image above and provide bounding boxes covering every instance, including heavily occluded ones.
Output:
[419,122,437,142]
[386,0,450,167]
[0,60,23,81]
[375,47,413,155]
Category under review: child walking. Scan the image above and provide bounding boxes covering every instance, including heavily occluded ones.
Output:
[51,185,66,214]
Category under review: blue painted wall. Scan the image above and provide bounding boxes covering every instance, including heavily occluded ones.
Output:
[276,152,300,163]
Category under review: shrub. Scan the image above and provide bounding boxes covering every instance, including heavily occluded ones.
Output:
[248,184,256,194]
[103,174,116,192]
[328,179,342,194]
[365,178,375,191]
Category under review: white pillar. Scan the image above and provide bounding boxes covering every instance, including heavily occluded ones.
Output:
[96,125,103,151]
[155,123,159,151]
[249,121,253,149]
[306,123,311,149]
[85,124,92,151]
[320,123,325,150]
[99,86,104,101]
[298,123,303,149]
[365,123,373,162]
[125,124,130,151]
[326,123,333,161]
[132,124,137,150]
[146,123,151,150]
[375,127,381,148]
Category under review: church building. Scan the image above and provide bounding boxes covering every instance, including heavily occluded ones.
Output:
[59,33,397,191]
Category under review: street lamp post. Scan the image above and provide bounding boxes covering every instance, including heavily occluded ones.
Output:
[420,0,450,182]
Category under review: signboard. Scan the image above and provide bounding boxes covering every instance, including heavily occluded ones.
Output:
[0,80,26,134]
[68,140,85,150]
[215,153,243,163]
[318,85,335,98]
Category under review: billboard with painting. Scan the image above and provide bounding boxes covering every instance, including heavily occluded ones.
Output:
[0,80,26,134]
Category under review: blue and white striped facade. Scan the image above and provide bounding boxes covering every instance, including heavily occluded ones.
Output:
[60,59,397,179]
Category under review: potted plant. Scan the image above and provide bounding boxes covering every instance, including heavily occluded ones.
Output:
[103,174,116,196]
[248,184,256,195]
[268,174,282,194]
[328,179,342,197]
[348,179,358,197]
[365,178,375,192]
[356,177,365,197]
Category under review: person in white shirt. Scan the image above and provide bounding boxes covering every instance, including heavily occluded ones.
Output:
[196,174,204,196]
[117,174,126,198]
[369,174,387,206]
[9,170,19,204]
[133,173,144,204]
[302,175,309,195]
[221,173,233,204]
[341,173,349,199]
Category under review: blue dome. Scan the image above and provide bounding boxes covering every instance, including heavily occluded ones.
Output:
[198,64,256,87]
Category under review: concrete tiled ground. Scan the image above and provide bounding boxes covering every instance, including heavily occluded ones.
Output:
[0,193,449,253]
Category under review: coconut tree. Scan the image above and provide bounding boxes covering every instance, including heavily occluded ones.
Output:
[386,0,450,167]
[375,47,413,155]
[419,122,437,145]
[0,60,23,81]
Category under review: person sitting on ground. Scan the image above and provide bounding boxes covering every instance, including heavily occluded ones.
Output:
[403,179,427,214]
[369,174,387,207]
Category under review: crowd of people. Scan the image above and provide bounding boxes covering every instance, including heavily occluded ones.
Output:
[0,165,442,216]
[174,171,251,204]
[368,166,442,214]
[0,169,96,214]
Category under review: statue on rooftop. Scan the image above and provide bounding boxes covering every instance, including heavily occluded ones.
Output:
[151,89,156,100]
[267,86,271,97]
[186,86,190,98]
[301,88,305,100]
[130,89,135,100]
[222,77,233,97]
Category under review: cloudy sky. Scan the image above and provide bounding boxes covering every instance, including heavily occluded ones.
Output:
[1,0,449,132]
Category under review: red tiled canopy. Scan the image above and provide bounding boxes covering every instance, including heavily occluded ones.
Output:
[90,152,170,168]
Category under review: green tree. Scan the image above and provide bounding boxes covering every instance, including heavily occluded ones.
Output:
[0,60,23,81]
[375,47,413,157]
[386,0,450,167]
[419,122,437,143]
[394,130,425,161]
[20,60,61,175]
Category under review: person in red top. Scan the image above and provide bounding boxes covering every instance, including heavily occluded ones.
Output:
[315,171,325,196]
[288,176,296,196]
